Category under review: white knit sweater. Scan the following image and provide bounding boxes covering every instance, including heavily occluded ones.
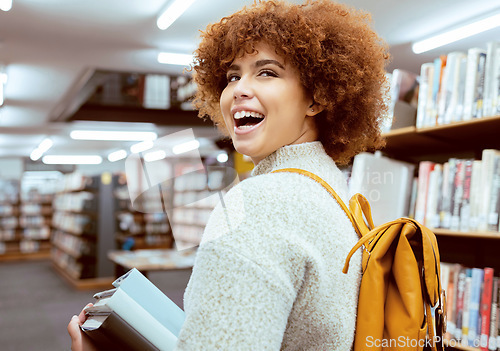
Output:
[175,142,362,351]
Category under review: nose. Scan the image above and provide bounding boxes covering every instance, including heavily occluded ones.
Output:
[232,76,254,100]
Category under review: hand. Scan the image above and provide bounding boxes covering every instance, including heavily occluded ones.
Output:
[67,303,98,351]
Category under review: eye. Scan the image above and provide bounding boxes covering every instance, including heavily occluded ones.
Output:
[258,69,278,78]
[226,74,240,83]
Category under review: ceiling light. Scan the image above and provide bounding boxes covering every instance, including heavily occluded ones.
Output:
[217,152,228,163]
[157,52,194,66]
[0,0,12,12]
[30,138,53,161]
[70,130,157,141]
[42,155,103,165]
[130,140,154,154]
[108,149,128,162]
[157,0,196,30]
[144,150,167,162]
[172,139,199,155]
[412,12,500,54]
[0,81,3,107]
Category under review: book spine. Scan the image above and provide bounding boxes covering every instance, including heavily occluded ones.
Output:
[451,160,465,231]
[446,263,463,340]
[481,268,495,351]
[493,46,500,115]
[462,268,473,345]
[455,268,467,340]
[442,159,457,229]
[468,268,485,346]
[489,278,499,351]
[479,150,500,231]
[415,161,435,225]
[469,160,483,231]
[463,48,486,120]
[496,279,500,350]
[460,160,474,232]
[487,155,500,231]
[483,41,500,118]
[453,53,468,122]
[426,164,442,228]
[473,53,487,119]
[416,63,434,128]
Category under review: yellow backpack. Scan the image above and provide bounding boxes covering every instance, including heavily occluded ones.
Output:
[274,168,446,351]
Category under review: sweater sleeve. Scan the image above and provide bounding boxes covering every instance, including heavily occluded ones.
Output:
[174,175,313,350]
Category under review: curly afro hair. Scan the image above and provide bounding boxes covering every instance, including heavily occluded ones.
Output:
[192,0,390,165]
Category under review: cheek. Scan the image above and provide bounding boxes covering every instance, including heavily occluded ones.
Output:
[219,89,233,125]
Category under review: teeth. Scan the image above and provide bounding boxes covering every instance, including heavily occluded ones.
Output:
[236,124,255,130]
[233,110,264,119]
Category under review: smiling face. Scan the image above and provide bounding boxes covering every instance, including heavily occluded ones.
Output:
[219,42,321,165]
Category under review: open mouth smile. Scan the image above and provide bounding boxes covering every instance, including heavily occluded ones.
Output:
[233,110,265,134]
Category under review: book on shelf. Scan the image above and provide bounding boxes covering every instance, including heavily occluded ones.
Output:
[441,264,500,350]
[405,150,500,234]
[479,150,500,232]
[413,41,500,130]
[463,48,487,120]
[81,268,185,351]
[383,68,418,132]
[481,268,495,351]
[416,62,434,128]
[462,268,473,345]
[467,268,484,346]
[348,151,415,226]
[483,42,500,118]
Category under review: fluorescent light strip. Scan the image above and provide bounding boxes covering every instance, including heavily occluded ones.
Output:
[157,0,197,30]
[172,140,199,155]
[70,130,157,141]
[0,81,3,106]
[108,149,128,162]
[157,52,193,66]
[42,155,103,165]
[0,0,12,12]
[30,138,53,161]
[130,140,154,154]
[144,150,167,162]
[412,12,500,54]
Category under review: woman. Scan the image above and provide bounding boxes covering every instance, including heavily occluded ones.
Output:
[68,0,389,349]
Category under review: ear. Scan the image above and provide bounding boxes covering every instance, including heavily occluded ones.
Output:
[306,102,325,117]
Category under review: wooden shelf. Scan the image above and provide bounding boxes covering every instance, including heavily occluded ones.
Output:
[433,228,500,239]
[383,115,500,162]
[0,250,50,261]
[51,261,114,291]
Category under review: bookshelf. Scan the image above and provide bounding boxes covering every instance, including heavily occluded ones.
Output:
[0,180,53,261]
[382,115,500,163]
[113,173,174,250]
[382,115,500,351]
[50,172,115,289]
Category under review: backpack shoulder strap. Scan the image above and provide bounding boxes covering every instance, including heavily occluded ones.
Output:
[272,168,361,236]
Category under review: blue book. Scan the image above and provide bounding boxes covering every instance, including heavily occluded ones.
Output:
[468,268,484,347]
[82,268,185,351]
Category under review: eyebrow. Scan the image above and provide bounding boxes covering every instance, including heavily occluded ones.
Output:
[228,59,285,72]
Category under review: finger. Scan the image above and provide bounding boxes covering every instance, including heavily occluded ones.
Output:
[68,315,83,351]
[78,303,93,324]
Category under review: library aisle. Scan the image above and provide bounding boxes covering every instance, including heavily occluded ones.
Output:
[0,259,191,351]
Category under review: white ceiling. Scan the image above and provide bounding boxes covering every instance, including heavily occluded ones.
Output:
[0,0,499,159]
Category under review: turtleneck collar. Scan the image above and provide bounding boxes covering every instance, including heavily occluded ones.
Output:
[251,141,329,176]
